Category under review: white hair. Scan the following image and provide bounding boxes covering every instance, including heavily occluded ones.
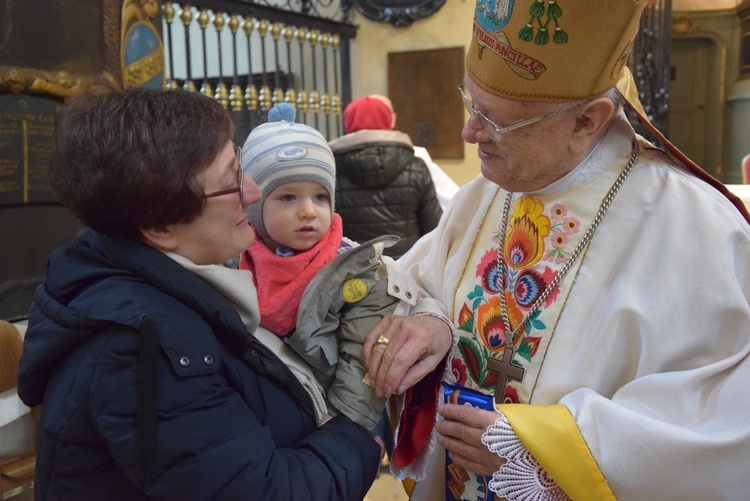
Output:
[558,87,623,112]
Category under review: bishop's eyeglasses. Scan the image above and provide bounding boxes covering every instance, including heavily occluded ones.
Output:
[458,84,572,142]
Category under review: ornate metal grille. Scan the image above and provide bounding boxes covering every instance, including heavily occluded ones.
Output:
[627,0,672,137]
[161,1,357,141]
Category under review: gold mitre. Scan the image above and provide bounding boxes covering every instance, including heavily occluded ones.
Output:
[466,0,647,102]
[467,0,750,223]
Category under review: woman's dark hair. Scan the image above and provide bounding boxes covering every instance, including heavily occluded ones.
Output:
[49,88,234,240]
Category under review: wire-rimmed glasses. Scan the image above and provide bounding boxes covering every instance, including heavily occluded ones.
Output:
[202,146,244,203]
[458,84,572,142]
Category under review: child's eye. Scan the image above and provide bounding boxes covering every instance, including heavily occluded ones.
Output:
[281,194,295,202]
[315,193,330,202]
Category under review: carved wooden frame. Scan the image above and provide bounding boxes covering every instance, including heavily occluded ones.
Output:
[0,0,121,100]
[349,0,447,27]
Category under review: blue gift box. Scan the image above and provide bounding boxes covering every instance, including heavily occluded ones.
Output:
[442,381,496,501]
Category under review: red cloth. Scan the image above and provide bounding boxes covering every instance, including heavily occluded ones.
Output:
[391,355,446,468]
[343,97,393,133]
[240,214,343,336]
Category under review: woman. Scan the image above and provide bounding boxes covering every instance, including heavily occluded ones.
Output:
[17,88,382,500]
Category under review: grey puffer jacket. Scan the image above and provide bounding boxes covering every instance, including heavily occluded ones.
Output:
[329,129,443,259]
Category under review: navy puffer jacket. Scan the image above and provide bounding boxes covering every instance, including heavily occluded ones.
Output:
[330,129,442,259]
[17,231,380,500]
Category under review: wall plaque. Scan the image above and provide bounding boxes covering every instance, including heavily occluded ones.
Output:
[0,94,82,322]
[0,94,61,205]
[388,47,464,159]
[0,0,119,320]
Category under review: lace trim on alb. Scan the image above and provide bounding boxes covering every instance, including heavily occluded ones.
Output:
[481,414,570,501]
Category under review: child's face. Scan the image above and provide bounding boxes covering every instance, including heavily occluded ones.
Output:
[262,181,332,251]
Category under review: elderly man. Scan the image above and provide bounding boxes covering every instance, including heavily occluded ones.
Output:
[364,1,750,500]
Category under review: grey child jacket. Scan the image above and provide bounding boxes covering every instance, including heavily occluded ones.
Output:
[285,235,419,430]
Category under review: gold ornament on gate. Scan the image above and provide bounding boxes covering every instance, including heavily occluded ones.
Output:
[245,83,259,111]
[309,90,320,113]
[297,89,309,112]
[243,17,258,110]
[260,85,272,111]
[197,9,213,98]
[180,5,195,92]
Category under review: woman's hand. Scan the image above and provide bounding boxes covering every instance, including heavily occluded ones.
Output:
[319,415,385,460]
[437,403,505,476]
[363,315,452,398]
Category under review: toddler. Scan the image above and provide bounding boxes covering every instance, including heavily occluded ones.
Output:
[239,103,419,431]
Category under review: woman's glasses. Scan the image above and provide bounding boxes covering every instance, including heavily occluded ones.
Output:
[202,146,244,203]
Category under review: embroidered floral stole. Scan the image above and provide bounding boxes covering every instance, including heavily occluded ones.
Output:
[452,162,625,404]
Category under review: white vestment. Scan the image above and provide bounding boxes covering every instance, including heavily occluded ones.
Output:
[399,114,750,500]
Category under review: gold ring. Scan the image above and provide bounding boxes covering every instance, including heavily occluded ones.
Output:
[375,334,390,347]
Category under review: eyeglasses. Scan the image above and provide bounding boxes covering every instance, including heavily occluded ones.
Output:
[458,84,572,142]
[203,146,244,203]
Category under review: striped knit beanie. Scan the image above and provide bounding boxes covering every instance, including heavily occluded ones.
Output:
[241,103,336,240]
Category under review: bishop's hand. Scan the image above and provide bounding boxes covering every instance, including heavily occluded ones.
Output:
[363,314,452,398]
[437,403,506,476]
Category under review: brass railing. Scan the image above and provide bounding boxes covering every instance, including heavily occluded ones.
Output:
[161,0,357,141]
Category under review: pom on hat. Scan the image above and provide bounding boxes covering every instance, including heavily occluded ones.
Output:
[268,102,296,123]
[241,103,336,241]
[343,97,393,133]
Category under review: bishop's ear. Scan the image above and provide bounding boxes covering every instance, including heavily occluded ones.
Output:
[570,97,617,151]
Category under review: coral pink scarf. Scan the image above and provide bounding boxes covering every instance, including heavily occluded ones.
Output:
[240,214,343,336]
